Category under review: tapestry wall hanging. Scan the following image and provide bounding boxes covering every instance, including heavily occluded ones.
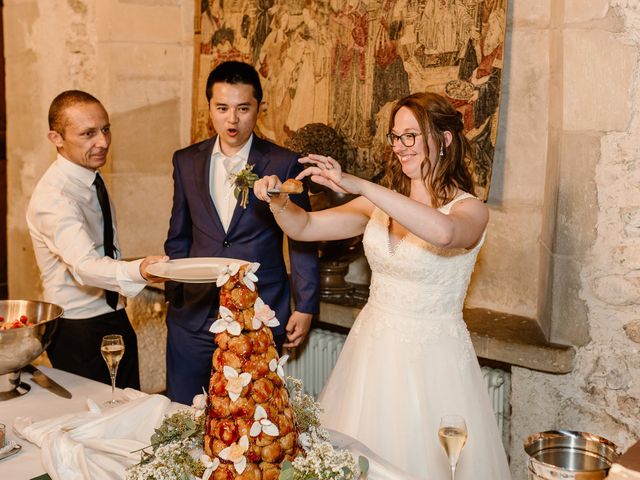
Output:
[192,0,507,200]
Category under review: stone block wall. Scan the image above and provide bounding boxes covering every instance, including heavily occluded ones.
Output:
[509,1,640,477]
[125,287,167,394]
[4,0,194,303]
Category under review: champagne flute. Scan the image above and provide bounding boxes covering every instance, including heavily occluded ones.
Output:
[438,414,468,480]
[101,334,125,407]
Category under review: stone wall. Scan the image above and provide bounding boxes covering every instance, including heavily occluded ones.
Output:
[126,287,167,394]
[509,1,640,477]
[4,0,194,302]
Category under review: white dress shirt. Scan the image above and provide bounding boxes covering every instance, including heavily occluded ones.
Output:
[210,135,253,231]
[26,154,146,319]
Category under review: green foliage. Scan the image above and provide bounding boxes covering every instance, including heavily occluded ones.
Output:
[232,163,259,208]
[149,409,204,448]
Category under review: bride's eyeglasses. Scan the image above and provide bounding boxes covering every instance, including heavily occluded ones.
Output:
[386,132,422,147]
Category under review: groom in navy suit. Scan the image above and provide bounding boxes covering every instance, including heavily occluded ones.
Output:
[164,61,320,404]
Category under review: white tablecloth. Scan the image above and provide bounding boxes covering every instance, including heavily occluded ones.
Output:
[0,367,118,479]
[0,368,417,480]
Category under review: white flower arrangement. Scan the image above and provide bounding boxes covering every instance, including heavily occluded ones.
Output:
[125,407,206,480]
[281,426,366,480]
[281,377,369,480]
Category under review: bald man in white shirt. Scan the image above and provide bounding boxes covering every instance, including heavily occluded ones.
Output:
[26,90,167,389]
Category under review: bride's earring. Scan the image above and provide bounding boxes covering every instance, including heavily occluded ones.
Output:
[440,145,444,157]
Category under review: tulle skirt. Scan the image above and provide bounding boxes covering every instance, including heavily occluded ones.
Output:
[318,301,512,480]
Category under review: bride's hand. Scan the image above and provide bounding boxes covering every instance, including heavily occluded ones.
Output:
[253,175,281,203]
[296,154,362,195]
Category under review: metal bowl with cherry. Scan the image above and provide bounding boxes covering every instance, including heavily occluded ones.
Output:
[0,300,63,400]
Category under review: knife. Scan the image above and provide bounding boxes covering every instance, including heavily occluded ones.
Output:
[23,364,73,399]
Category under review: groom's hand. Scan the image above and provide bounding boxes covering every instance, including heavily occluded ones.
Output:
[284,311,313,348]
[253,174,282,203]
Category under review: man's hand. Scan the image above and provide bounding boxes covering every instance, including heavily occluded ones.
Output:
[140,255,169,282]
[284,311,313,348]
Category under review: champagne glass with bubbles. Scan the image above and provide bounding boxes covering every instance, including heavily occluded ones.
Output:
[438,414,468,480]
[101,334,125,407]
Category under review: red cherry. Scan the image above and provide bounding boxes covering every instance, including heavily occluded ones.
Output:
[19,315,28,323]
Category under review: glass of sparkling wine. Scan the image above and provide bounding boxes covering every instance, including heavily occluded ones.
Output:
[101,334,125,407]
[438,415,468,480]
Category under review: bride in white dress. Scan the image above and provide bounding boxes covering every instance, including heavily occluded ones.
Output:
[254,91,511,479]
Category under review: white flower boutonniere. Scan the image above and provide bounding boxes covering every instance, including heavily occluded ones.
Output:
[231,163,259,209]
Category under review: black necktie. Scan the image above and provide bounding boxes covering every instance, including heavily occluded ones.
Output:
[94,173,119,310]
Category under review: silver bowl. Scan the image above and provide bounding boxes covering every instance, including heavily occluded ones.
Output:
[0,300,63,399]
[525,430,620,479]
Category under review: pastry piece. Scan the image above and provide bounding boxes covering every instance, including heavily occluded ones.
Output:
[278,178,303,194]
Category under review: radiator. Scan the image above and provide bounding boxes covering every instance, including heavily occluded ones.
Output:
[284,328,347,397]
[284,328,511,450]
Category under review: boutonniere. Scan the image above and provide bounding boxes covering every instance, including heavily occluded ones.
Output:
[231,163,259,209]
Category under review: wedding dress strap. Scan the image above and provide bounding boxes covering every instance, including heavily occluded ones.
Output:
[439,192,476,213]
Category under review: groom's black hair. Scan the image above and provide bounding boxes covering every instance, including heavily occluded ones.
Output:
[206,61,263,105]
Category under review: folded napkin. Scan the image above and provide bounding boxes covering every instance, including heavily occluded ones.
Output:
[327,429,422,480]
[14,389,172,480]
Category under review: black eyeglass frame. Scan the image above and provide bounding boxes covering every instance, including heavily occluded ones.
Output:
[385,132,423,147]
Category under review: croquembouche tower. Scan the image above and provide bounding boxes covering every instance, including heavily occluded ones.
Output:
[203,262,299,480]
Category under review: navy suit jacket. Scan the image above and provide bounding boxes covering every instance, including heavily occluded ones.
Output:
[164,135,320,337]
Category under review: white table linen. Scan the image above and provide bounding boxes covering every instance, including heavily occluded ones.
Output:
[0,367,170,480]
[0,367,418,480]
[15,391,170,480]
[328,429,421,480]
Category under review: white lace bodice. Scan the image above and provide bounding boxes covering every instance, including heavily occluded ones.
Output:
[363,194,484,320]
